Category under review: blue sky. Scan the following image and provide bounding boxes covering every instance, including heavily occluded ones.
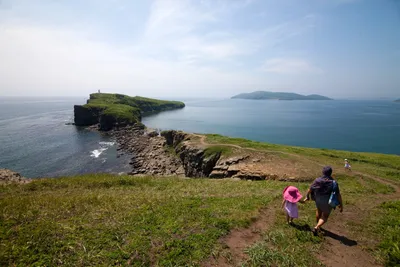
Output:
[0,0,399,98]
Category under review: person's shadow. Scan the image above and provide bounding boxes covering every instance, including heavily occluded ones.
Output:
[322,229,358,246]
[290,223,358,246]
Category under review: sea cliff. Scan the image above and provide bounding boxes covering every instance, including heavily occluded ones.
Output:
[74,93,185,130]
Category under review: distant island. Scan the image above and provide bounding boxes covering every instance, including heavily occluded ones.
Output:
[395,99,400,102]
[74,93,185,131]
[231,91,332,100]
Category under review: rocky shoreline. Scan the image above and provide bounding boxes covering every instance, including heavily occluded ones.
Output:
[109,125,226,178]
[111,125,185,176]
[2,124,313,181]
[0,169,31,184]
[108,124,318,181]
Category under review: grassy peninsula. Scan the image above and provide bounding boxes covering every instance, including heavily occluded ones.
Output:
[1,134,399,266]
[74,93,185,130]
[232,91,332,100]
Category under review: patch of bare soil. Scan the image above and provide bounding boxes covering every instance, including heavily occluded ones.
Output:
[317,207,381,267]
[202,206,277,267]
[191,134,321,181]
[317,175,400,267]
[198,135,400,267]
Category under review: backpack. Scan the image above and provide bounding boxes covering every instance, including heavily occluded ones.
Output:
[328,180,340,208]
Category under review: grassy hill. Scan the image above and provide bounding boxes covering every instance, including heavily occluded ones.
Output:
[74,93,185,130]
[1,135,399,266]
[231,91,332,100]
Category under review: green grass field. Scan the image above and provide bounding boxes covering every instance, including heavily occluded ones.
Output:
[86,93,185,119]
[1,170,398,266]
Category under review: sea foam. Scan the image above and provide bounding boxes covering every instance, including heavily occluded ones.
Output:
[90,141,115,158]
[90,148,107,158]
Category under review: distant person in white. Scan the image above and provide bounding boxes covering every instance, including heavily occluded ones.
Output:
[344,159,352,171]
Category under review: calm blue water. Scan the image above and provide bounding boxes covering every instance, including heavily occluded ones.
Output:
[143,99,400,155]
[0,97,131,178]
[1,98,399,178]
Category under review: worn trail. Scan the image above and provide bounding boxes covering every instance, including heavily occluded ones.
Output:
[203,203,278,267]
[198,134,399,267]
[317,175,399,267]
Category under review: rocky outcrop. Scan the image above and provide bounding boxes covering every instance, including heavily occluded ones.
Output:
[114,129,222,178]
[161,130,222,177]
[74,105,103,126]
[99,113,142,131]
[176,143,221,177]
[74,93,185,131]
[209,156,249,178]
[114,128,311,181]
[112,126,184,176]
[161,130,188,148]
[0,169,31,184]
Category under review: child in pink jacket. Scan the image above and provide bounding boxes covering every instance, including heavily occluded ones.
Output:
[282,186,304,224]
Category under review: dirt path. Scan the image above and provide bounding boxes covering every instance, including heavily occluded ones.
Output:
[202,204,277,267]
[316,169,399,267]
[197,134,399,267]
[203,185,398,267]
[353,171,400,193]
[317,209,380,267]
[317,182,399,267]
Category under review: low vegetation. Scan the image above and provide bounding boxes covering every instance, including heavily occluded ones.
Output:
[203,146,233,158]
[0,169,398,266]
[206,134,400,182]
[367,201,400,266]
[87,93,185,115]
[1,133,399,266]
[0,175,283,266]
[74,93,185,130]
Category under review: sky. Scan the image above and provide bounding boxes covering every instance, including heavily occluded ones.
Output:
[0,0,399,99]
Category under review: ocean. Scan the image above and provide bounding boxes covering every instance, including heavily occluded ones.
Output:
[0,97,399,178]
[143,98,400,155]
[0,97,132,178]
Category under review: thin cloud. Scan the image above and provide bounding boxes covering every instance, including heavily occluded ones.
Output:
[0,22,258,97]
[262,58,323,74]
[0,0,397,98]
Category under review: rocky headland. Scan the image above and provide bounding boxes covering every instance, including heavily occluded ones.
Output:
[110,126,318,181]
[74,93,185,131]
[73,93,320,181]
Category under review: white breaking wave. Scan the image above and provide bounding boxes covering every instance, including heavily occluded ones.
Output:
[90,141,115,158]
[90,148,107,158]
[99,141,115,146]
